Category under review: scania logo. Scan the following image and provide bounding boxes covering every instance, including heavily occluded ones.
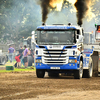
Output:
[49,46,52,48]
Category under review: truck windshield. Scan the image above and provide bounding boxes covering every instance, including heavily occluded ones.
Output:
[36,30,76,45]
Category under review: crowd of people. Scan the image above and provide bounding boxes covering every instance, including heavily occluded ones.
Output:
[8,45,32,68]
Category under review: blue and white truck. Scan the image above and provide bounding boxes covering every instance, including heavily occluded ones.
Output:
[32,23,97,79]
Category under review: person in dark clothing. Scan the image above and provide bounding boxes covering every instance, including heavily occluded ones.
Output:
[18,46,24,54]
[18,46,24,66]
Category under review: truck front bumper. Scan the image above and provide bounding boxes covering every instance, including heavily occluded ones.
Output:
[35,63,78,70]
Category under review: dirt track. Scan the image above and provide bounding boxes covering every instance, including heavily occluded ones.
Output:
[0,71,100,100]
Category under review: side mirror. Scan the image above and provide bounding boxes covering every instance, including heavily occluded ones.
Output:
[79,35,83,43]
[31,31,36,44]
[31,31,35,35]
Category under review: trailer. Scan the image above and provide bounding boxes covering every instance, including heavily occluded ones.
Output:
[83,25,100,76]
[32,23,98,79]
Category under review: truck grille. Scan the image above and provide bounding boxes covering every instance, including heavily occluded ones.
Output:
[43,49,68,65]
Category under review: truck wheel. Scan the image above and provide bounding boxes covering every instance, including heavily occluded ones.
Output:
[83,57,93,78]
[74,61,83,79]
[6,55,8,62]
[48,72,59,77]
[36,69,45,78]
[1,57,6,65]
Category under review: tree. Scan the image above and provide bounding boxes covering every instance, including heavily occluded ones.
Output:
[0,0,41,43]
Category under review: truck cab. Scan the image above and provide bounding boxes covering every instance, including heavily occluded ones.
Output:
[34,23,93,79]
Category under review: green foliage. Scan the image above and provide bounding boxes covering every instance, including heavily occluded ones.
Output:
[0,0,41,43]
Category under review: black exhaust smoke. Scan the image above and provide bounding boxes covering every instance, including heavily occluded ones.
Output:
[40,0,50,23]
[39,0,65,23]
[39,0,90,26]
[74,0,89,26]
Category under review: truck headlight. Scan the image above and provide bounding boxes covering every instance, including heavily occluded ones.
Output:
[69,59,77,63]
[35,59,42,63]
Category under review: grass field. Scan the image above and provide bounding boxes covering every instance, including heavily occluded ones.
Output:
[0,61,35,73]
[0,68,35,73]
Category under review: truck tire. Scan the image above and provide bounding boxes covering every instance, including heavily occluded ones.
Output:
[48,72,59,77]
[28,56,33,66]
[36,69,45,78]
[6,55,8,62]
[74,61,83,79]
[1,57,6,65]
[83,57,93,78]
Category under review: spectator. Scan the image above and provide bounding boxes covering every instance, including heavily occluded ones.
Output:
[23,45,28,68]
[15,52,22,68]
[18,46,24,66]
[8,45,15,63]
[28,48,31,55]
[18,46,24,54]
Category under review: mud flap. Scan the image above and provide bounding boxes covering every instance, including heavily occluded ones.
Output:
[91,52,99,77]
